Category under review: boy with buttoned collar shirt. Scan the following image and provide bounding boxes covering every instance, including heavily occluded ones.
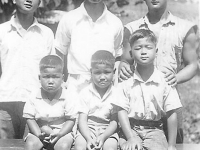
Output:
[75,50,124,150]
[23,55,78,150]
[55,0,124,93]
[117,29,182,150]
[0,0,54,139]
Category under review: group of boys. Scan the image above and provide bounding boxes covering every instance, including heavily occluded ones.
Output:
[0,0,198,150]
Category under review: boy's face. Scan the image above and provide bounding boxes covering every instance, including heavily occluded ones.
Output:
[13,0,40,14]
[39,68,63,94]
[145,0,167,11]
[91,64,114,90]
[130,38,157,66]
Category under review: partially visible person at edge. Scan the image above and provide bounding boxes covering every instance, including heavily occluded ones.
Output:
[54,0,123,93]
[0,0,54,139]
[23,55,77,150]
[118,0,198,143]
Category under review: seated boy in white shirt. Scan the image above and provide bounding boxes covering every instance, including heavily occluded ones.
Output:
[117,29,182,150]
[75,50,121,150]
[23,55,78,150]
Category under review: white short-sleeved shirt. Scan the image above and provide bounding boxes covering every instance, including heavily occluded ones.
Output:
[117,68,182,121]
[125,11,196,74]
[23,87,78,129]
[55,2,123,78]
[78,83,121,134]
[0,16,55,102]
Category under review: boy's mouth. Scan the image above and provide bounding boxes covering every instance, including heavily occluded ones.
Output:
[24,1,32,8]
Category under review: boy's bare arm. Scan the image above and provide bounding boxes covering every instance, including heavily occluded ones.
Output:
[50,118,75,144]
[79,113,96,150]
[118,109,142,150]
[56,49,68,81]
[26,119,42,138]
[96,113,118,148]
[167,110,178,149]
[119,28,134,81]
[176,27,198,84]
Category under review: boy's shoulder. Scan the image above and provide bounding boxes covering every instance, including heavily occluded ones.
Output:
[0,20,12,38]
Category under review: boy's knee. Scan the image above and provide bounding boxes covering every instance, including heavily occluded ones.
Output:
[75,145,86,150]
[25,139,43,150]
[54,143,71,150]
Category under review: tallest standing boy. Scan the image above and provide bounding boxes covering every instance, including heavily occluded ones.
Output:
[55,0,124,92]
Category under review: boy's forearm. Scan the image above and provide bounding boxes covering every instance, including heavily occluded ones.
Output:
[26,119,41,137]
[79,113,92,141]
[167,110,178,146]
[58,119,75,138]
[118,110,135,139]
[101,120,118,141]
[176,62,198,84]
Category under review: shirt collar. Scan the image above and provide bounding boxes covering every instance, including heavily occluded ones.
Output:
[133,67,161,84]
[140,11,176,29]
[10,15,41,33]
[89,82,113,100]
[79,2,108,21]
[36,87,65,101]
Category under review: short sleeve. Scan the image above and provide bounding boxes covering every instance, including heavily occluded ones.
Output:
[164,86,182,112]
[77,89,90,115]
[64,90,79,119]
[111,82,130,112]
[54,14,71,55]
[23,98,36,119]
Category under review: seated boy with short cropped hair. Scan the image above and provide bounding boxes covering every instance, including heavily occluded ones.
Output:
[117,29,182,150]
[75,50,121,150]
[23,55,78,150]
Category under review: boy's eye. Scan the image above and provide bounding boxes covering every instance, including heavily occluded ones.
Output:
[146,45,153,49]
[134,46,141,50]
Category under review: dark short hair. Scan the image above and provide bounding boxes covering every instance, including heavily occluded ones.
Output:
[91,50,115,69]
[129,29,157,48]
[39,55,64,73]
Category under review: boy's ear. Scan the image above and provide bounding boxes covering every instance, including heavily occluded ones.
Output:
[90,68,92,74]
[156,48,158,53]
[62,74,64,81]
[129,50,133,58]
[113,68,116,74]
[38,0,41,7]
[38,75,41,81]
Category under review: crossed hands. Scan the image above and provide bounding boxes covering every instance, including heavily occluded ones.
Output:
[38,130,61,145]
[87,135,106,150]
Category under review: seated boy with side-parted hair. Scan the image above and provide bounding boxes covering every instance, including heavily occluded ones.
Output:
[117,29,182,150]
[75,50,122,150]
[23,55,78,150]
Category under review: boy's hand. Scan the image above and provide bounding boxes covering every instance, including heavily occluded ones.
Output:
[118,61,134,82]
[121,137,142,150]
[49,131,61,144]
[168,145,177,150]
[95,134,106,150]
[86,139,96,150]
[163,70,177,87]
[38,132,46,141]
